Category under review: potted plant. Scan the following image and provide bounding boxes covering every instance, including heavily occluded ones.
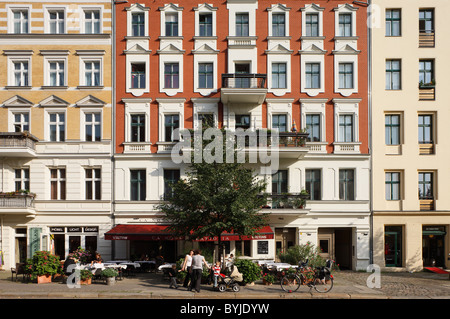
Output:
[79,269,93,285]
[26,251,62,284]
[71,247,92,264]
[262,273,275,285]
[102,268,119,285]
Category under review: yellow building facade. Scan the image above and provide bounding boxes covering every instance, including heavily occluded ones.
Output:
[0,0,113,268]
[371,0,450,271]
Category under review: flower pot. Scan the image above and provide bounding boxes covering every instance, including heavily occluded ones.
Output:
[106,277,115,286]
[80,278,92,285]
[37,275,52,284]
[262,279,272,286]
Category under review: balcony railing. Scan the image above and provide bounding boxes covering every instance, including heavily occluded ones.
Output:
[0,193,35,209]
[261,192,310,210]
[0,132,38,157]
[419,32,435,48]
[222,74,267,89]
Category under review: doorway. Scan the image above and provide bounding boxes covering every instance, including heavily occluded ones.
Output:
[385,226,403,267]
[235,63,250,88]
[15,228,27,264]
[422,226,446,267]
[275,228,295,261]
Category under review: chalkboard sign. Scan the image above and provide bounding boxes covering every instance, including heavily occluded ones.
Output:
[257,241,269,254]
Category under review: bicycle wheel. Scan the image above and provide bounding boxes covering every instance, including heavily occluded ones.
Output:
[280,274,301,293]
[313,275,333,293]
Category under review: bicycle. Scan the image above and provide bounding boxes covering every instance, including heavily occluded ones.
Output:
[280,259,334,293]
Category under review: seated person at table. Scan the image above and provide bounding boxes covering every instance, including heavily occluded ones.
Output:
[90,252,103,265]
[63,255,78,276]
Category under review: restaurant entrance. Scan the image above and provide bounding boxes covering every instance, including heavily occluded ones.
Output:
[130,240,177,262]
[422,226,446,267]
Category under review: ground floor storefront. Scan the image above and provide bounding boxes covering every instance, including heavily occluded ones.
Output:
[373,213,450,272]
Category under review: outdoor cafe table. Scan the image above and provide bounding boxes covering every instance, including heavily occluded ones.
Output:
[264,262,298,271]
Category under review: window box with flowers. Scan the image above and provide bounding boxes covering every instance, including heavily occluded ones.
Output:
[25,251,63,284]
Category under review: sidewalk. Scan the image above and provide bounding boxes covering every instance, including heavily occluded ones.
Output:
[0,269,449,299]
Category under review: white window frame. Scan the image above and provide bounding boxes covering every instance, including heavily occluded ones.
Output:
[45,109,66,142]
[300,98,328,152]
[335,58,358,96]
[122,98,152,144]
[126,3,150,37]
[81,109,102,142]
[159,3,183,38]
[81,6,103,34]
[126,52,150,96]
[301,58,325,96]
[14,167,30,192]
[77,50,105,88]
[49,167,66,200]
[267,4,290,37]
[227,2,257,37]
[194,3,217,37]
[192,98,220,129]
[11,111,30,133]
[44,6,67,34]
[157,98,185,144]
[301,4,324,37]
[266,99,293,133]
[193,53,218,96]
[334,4,358,38]
[41,51,69,88]
[5,50,33,88]
[333,98,362,154]
[7,5,31,34]
[84,167,102,200]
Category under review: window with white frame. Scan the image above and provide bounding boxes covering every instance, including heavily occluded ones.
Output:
[236,13,249,36]
[48,10,65,34]
[199,13,213,37]
[132,12,145,36]
[84,112,101,142]
[85,168,101,200]
[49,61,65,86]
[13,61,29,87]
[84,10,101,34]
[334,4,358,38]
[339,169,354,200]
[338,63,354,89]
[271,63,287,89]
[131,63,146,89]
[50,168,66,200]
[305,63,320,89]
[15,168,30,192]
[198,63,213,89]
[84,61,101,87]
[272,13,285,37]
[338,114,354,142]
[130,114,146,142]
[272,114,287,132]
[306,114,321,142]
[49,112,65,142]
[164,114,180,142]
[338,13,352,36]
[268,4,290,38]
[13,112,29,132]
[305,13,319,36]
[13,9,29,34]
[165,13,178,36]
[164,63,179,89]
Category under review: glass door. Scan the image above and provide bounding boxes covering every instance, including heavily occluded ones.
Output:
[385,226,402,267]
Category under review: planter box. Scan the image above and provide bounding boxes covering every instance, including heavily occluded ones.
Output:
[37,275,52,284]
[80,278,92,285]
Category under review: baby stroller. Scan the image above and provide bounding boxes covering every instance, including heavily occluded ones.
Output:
[217,265,243,292]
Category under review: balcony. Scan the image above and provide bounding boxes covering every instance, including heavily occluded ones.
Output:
[221,73,267,105]
[0,132,38,157]
[419,83,435,101]
[419,32,435,48]
[123,142,152,154]
[261,192,309,217]
[420,199,434,211]
[0,192,36,215]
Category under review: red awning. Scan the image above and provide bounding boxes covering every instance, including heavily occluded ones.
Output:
[104,225,181,241]
[105,224,274,241]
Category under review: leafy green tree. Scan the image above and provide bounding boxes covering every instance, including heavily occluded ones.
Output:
[158,127,269,263]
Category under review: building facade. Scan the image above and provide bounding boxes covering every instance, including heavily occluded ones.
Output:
[112,0,370,270]
[371,0,450,271]
[0,0,113,268]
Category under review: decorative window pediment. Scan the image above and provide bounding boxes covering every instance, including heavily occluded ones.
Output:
[75,95,105,108]
[191,43,219,55]
[124,43,152,55]
[298,44,327,55]
[3,95,33,108]
[157,43,185,54]
[39,95,69,107]
[265,44,293,55]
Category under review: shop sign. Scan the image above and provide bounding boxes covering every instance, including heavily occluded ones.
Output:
[50,227,65,233]
[67,227,82,233]
[84,227,98,232]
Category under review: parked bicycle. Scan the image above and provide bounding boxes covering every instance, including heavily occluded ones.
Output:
[280,259,334,293]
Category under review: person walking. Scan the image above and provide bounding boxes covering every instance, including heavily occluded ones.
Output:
[181,250,194,288]
[189,249,210,293]
[168,264,179,289]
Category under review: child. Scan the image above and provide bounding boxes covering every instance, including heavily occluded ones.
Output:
[168,264,178,289]
[213,261,221,288]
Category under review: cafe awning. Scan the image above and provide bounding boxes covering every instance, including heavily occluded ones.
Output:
[105,224,274,241]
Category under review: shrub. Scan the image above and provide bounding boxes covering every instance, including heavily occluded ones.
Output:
[278,242,326,267]
[25,251,62,280]
[262,273,275,284]
[101,268,118,278]
[80,269,93,281]
[233,259,261,284]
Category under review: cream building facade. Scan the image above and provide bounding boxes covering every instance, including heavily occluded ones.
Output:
[0,0,113,269]
[371,0,450,271]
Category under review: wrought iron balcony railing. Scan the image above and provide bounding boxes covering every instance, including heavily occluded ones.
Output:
[222,73,267,89]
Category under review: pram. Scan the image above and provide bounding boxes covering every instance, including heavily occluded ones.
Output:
[216,265,243,292]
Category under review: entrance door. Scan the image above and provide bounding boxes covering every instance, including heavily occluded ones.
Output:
[385,226,403,267]
[235,63,250,88]
[318,234,334,260]
[275,228,295,261]
[423,226,446,267]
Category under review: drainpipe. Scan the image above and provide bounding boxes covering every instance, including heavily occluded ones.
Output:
[111,0,117,261]
[367,0,373,266]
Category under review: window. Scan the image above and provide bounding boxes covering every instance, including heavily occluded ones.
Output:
[385,172,400,200]
[338,13,352,36]
[85,113,101,142]
[272,170,287,194]
[306,169,321,200]
[165,13,178,36]
[305,63,320,89]
[85,168,101,200]
[306,114,321,142]
[49,11,65,34]
[236,13,249,36]
[419,60,434,85]
[130,170,146,201]
[339,169,354,200]
[305,13,319,37]
[339,63,354,89]
[272,13,285,37]
[49,113,65,142]
[235,115,250,130]
[272,114,287,132]
[132,12,145,36]
[418,172,433,199]
[164,114,180,142]
[13,10,28,34]
[272,63,286,89]
[199,13,212,37]
[50,168,66,200]
[385,114,400,145]
[131,63,145,89]
[12,61,29,87]
[198,113,214,128]
[386,60,401,90]
[84,10,100,34]
[418,114,433,144]
[15,168,30,192]
[84,61,100,87]
[419,9,434,33]
[164,169,180,200]
[164,63,179,89]
[386,9,401,36]
[338,115,353,142]
[49,61,65,86]
[131,114,146,142]
[13,113,29,132]
[198,63,213,89]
